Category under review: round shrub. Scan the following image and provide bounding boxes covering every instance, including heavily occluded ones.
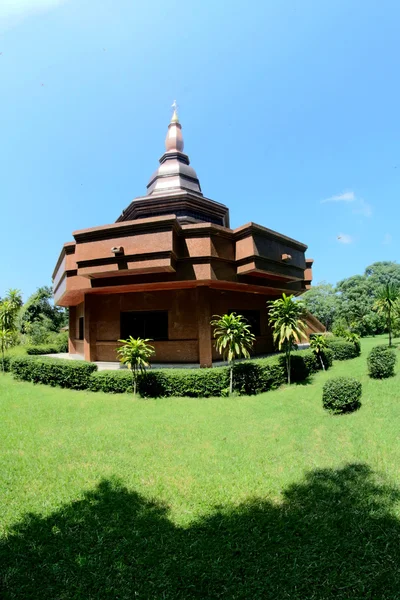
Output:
[322,377,362,414]
[367,345,396,379]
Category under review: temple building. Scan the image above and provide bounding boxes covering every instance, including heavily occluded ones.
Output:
[53,107,320,366]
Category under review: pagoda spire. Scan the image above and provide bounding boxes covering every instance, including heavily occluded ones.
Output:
[165,100,184,152]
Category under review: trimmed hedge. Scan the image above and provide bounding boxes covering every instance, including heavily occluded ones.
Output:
[88,350,330,397]
[322,377,362,414]
[89,370,134,393]
[11,356,97,390]
[367,345,397,379]
[325,338,361,360]
[26,345,59,355]
[278,349,334,383]
[7,346,337,397]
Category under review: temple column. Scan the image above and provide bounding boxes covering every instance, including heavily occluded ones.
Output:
[84,295,97,362]
[197,286,212,367]
[68,306,77,355]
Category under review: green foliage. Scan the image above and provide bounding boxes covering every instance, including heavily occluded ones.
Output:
[211,313,256,394]
[367,345,397,379]
[20,286,67,339]
[53,331,69,352]
[117,337,155,395]
[302,282,339,330]
[0,329,14,372]
[211,313,256,363]
[89,370,134,393]
[26,345,59,355]
[11,356,97,390]
[310,334,328,370]
[268,293,307,384]
[89,351,330,397]
[322,377,362,414]
[373,282,400,346]
[325,338,361,360]
[311,262,400,337]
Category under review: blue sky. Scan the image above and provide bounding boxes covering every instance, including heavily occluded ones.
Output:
[1,0,399,300]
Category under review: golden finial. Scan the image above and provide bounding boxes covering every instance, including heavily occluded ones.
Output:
[171,99,179,123]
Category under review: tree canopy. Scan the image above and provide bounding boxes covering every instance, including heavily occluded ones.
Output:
[303,261,400,336]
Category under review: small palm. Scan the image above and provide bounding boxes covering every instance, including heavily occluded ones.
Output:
[211,313,256,394]
[268,293,307,384]
[117,337,155,395]
[373,282,400,346]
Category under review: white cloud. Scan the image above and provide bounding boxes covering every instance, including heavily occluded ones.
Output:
[337,234,353,245]
[321,189,372,218]
[352,198,372,218]
[0,0,66,20]
[383,233,392,245]
[321,191,355,203]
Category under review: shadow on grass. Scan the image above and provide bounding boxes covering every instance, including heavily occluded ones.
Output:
[2,464,400,599]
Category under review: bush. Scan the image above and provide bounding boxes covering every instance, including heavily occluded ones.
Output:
[277,349,333,383]
[89,357,288,398]
[26,345,59,355]
[325,338,360,360]
[11,356,97,390]
[53,331,69,353]
[367,345,397,379]
[9,348,332,398]
[1,355,12,372]
[89,370,133,393]
[140,368,230,398]
[231,357,286,395]
[322,377,362,414]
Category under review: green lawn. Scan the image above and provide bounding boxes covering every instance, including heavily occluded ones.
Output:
[1,335,400,599]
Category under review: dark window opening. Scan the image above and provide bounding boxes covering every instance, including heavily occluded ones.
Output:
[121,311,168,341]
[78,317,84,340]
[229,310,261,336]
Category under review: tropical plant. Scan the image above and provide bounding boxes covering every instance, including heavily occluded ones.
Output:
[211,313,256,395]
[309,334,328,371]
[0,328,13,373]
[0,293,21,364]
[0,300,18,332]
[373,282,400,346]
[268,293,307,384]
[117,337,155,396]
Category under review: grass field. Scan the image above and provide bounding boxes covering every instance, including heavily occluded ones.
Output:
[1,335,400,599]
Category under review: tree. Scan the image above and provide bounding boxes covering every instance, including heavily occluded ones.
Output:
[20,286,67,340]
[309,334,328,371]
[211,313,256,395]
[302,283,338,330]
[0,329,13,373]
[373,282,400,347]
[117,337,155,396]
[0,293,21,372]
[268,294,307,384]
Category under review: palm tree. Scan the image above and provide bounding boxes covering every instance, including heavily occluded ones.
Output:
[211,313,256,395]
[268,293,307,384]
[0,300,17,331]
[117,337,155,396]
[309,334,328,371]
[0,329,13,373]
[6,289,23,312]
[373,282,400,347]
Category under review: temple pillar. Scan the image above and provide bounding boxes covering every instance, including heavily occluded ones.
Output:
[84,295,97,362]
[68,306,77,355]
[197,286,212,367]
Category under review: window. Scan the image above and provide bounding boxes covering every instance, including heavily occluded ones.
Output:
[78,317,84,340]
[229,310,261,336]
[121,311,168,341]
